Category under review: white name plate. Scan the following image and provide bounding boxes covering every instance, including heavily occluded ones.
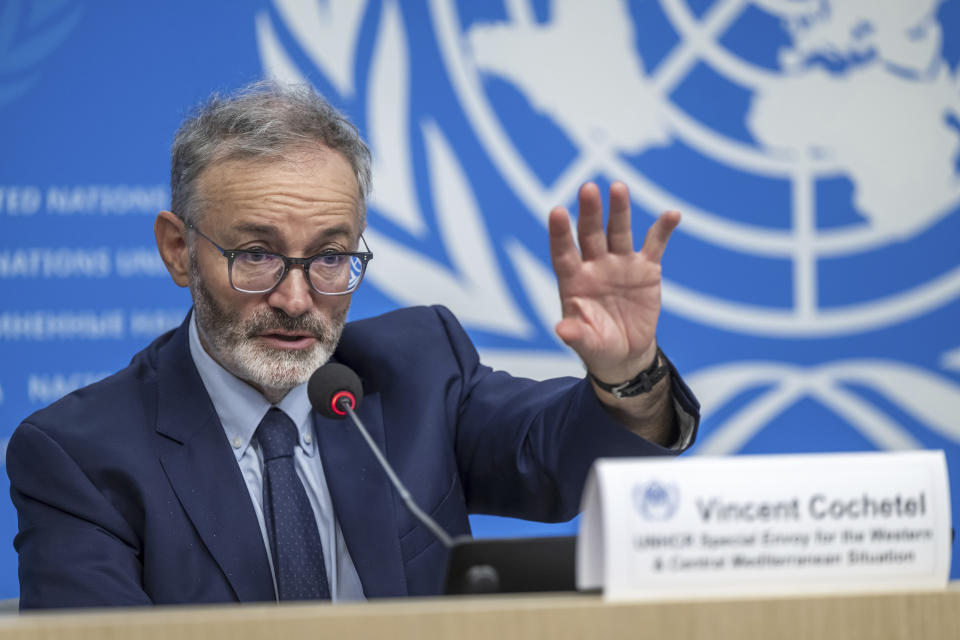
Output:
[577,451,952,601]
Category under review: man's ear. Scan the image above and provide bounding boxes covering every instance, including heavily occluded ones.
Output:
[155,211,191,287]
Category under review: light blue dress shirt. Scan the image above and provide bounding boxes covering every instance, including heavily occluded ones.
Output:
[188,314,366,602]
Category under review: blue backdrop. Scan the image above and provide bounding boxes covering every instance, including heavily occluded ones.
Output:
[1,0,959,598]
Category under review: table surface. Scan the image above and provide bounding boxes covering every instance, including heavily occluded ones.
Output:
[0,584,957,640]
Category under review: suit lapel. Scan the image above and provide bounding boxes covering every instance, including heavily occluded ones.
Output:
[154,319,275,603]
[314,390,408,597]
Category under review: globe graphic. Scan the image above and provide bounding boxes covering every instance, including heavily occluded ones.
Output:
[433,0,960,337]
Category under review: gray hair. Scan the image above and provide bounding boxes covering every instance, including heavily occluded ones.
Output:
[170,81,372,227]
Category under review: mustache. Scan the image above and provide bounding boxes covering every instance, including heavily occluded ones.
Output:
[245,309,329,339]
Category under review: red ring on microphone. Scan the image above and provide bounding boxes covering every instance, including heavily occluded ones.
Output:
[330,390,356,416]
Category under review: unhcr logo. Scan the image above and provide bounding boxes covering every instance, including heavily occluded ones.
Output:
[633,481,680,522]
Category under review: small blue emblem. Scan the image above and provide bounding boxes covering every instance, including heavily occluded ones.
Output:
[633,481,680,521]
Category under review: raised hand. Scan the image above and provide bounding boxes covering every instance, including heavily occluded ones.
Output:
[549,181,680,439]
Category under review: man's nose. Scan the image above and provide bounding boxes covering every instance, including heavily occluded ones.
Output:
[267,266,314,317]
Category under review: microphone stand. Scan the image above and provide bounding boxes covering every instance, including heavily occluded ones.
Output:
[341,401,454,549]
[335,392,574,595]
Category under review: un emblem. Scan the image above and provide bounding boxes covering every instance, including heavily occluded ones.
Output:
[633,481,680,521]
[0,1,83,106]
[254,0,960,458]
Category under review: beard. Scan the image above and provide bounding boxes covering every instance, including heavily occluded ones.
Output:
[189,259,346,401]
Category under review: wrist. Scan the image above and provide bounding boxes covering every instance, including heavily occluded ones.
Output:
[589,347,668,399]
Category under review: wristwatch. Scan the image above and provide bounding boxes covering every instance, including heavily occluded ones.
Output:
[590,347,669,399]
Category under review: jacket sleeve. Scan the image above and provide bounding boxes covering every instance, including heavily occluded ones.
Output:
[432,305,700,522]
[7,422,152,609]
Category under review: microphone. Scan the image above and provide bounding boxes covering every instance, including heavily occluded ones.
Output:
[308,363,454,548]
[308,362,362,419]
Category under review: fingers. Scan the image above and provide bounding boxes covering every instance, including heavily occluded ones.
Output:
[553,182,681,267]
[578,181,635,257]
[576,182,607,260]
[640,210,682,264]
[548,206,580,279]
[605,182,634,254]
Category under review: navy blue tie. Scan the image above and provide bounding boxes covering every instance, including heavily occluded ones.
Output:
[257,408,331,601]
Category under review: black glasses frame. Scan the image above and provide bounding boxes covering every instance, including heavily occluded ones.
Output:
[184,220,373,296]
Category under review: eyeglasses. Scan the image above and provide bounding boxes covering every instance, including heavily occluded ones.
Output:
[185,221,373,296]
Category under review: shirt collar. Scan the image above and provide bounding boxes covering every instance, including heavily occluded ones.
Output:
[188,312,316,459]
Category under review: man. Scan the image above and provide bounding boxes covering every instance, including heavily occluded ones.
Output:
[7,82,698,609]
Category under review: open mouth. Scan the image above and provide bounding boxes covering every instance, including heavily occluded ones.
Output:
[259,332,318,349]
[271,333,308,342]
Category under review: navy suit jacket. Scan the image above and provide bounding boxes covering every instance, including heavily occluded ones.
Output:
[8,305,698,609]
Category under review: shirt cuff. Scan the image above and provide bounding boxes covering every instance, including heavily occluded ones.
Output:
[668,395,697,451]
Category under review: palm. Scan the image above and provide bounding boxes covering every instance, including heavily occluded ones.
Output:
[549,182,680,383]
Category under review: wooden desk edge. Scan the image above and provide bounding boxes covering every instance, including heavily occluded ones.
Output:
[1,584,958,640]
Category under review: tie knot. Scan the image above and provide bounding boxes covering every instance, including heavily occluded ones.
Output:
[257,408,299,461]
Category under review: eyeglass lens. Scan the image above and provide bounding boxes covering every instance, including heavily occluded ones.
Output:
[231,253,365,294]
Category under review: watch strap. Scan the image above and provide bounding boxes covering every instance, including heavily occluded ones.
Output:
[590,347,668,399]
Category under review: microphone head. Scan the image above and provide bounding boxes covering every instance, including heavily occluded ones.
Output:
[308,362,364,420]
